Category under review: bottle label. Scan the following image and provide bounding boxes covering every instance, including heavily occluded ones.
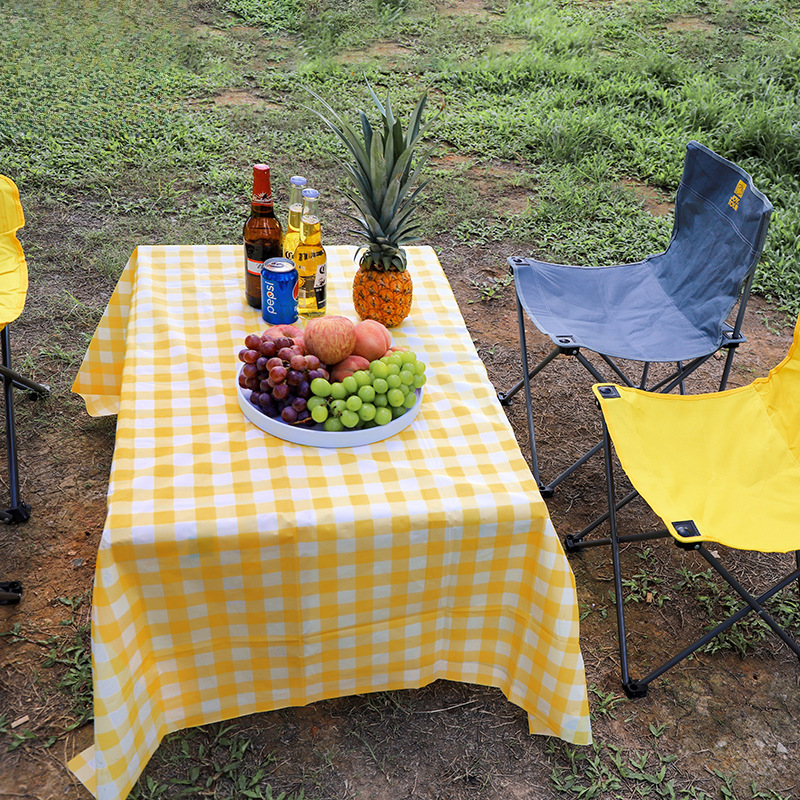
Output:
[314,261,327,308]
[247,258,265,277]
[314,261,327,289]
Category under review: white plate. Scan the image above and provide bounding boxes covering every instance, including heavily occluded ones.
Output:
[237,366,424,448]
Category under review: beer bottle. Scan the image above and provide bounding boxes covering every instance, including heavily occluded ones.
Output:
[282,175,307,262]
[243,164,283,309]
[294,188,327,319]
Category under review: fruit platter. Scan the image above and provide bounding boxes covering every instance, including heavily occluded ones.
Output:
[236,316,427,448]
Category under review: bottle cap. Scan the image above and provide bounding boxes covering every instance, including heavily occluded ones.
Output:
[291,176,307,187]
[302,188,319,200]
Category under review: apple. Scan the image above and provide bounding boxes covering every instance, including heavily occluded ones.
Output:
[352,320,392,362]
[303,316,357,366]
[329,354,371,383]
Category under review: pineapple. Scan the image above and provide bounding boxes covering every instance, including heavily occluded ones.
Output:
[307,81,437,327]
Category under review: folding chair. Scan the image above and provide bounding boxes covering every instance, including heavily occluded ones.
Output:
[586,313,800,697]
[499,141,773,498]
[0,174,50,605]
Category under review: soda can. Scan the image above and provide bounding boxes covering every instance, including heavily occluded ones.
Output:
[261,257,299,325]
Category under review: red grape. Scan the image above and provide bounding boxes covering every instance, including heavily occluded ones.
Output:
[244,376,258,390]
[238,373,248,388]
[266,357,282,370]
[242,349,259,364]
[281,407,298,423]
[259,340,277,357]
[273,383,289,401]
[259,379,271,392]
[292,397,307,413]
[286,369,303,386]
[245,334,262,350]
[290,355,307,371]
[270,365,287,384]
[242,363,257,379]
[305,355,320,370]
[277,347,294,361]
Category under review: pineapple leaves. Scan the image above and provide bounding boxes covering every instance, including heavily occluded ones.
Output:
[307,79,439,266]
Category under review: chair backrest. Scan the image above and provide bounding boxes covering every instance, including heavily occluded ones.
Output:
[0,175,28,330]
[756,312,800,458]
[651,141,772,341]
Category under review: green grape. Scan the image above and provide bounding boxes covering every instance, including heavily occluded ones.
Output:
[330,382,347,400]
[353,370,372,387]
[413,374,426,388]
[330,399,347,416]
[399,370,414,386]
[400,351,416,365]
[307,395,327,410]
[372,377,389,395]
[324,417,344,431]
[358,402,376,421]
[403,391,417,409]
[387,388,405,408]
[310,378,332,397]
[311,404,329,423]
[373,394,389,407]
[387,374,402,389]
[358,385,375,403]
[340,409,359,428]
[387,363,400,376]
[414,361,426,375]
[391,405,407,418]
[342,375,358,395]
[370,360,388,379]
[387,354,403,367]
[346,395,363,412]
[374,407,392,426]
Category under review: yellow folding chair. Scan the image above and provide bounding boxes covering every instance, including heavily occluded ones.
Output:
[588,314,800,697]
[1,175,50,604]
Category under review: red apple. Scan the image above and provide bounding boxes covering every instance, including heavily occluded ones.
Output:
[303,316,356,366]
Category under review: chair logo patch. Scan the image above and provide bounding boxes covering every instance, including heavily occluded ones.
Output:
[728,180,747,210]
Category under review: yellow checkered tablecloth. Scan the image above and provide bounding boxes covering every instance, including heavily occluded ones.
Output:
[69,244,591,799]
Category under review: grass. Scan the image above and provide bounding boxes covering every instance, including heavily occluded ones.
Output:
[2,0,800,797]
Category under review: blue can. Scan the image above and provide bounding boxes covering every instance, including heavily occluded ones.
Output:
[261,257,299,325]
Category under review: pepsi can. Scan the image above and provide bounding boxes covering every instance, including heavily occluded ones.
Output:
[261,257,299,325]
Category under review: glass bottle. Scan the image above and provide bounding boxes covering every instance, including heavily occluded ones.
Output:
[294,188,327,319]
[243,164,283,309]
[282,175,307,262]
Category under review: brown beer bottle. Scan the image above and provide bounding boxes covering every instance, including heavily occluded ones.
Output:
[243,164,283,309]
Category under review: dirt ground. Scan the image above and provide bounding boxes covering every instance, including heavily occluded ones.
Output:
[1,216,799,800]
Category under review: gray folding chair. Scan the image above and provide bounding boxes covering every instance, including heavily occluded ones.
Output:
[499,141,772,506]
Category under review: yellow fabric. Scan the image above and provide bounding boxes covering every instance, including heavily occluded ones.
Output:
[593,313,800,553]
[0,174,28,329]
[70,244,591,800]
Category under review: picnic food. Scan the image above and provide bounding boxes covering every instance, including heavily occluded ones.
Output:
[351,319,392,362]
[238,330,425,431]
[244,164,283,309]
[303,315,356,365]
[307,81,438,328]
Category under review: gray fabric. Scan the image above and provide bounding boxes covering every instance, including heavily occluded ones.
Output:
[511,141,773,362]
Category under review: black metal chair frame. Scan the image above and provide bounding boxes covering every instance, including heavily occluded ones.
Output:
[572,396,800,699]
[498,266,754,498]
[0,321,50,605]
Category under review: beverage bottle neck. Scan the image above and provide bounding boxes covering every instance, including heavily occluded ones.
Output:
[250,164,276,217]
[300,194,321,245]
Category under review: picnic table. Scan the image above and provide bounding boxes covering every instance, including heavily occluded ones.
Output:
[69,243,591,799]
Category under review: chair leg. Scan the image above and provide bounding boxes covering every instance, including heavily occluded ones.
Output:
[1,327,32,524]
[601,417,648,698]
[0,581,23,605]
